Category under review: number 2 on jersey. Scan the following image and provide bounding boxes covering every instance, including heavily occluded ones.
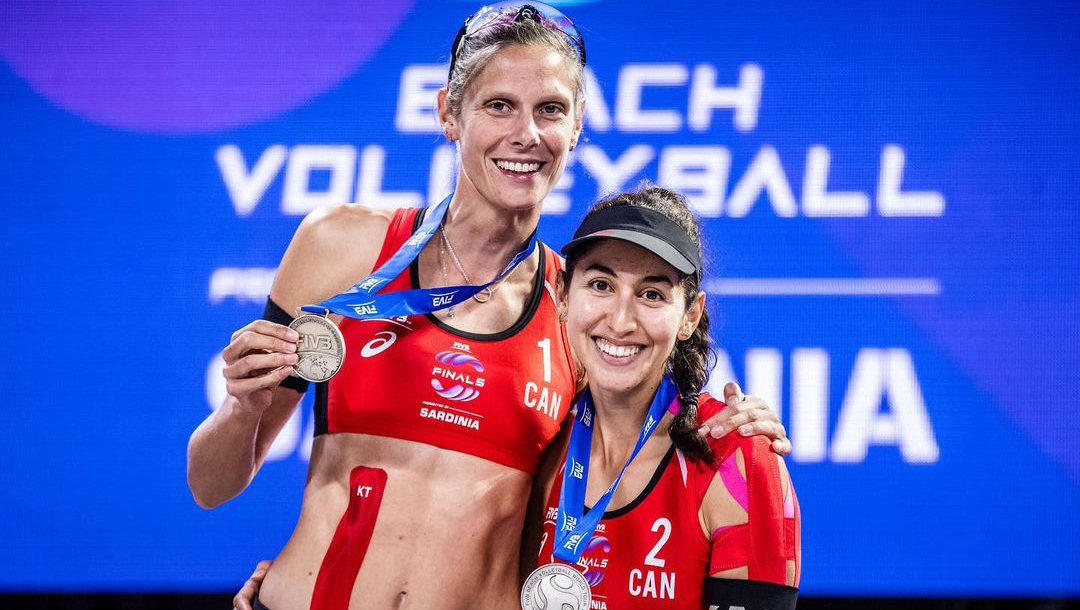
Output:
[644,517,671,568]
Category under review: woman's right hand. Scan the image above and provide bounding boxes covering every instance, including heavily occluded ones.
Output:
[188,320,302,508]
[222,320,300,415]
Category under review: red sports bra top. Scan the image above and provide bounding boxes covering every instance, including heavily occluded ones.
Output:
[536,395,800,607]
[317,207,577,474]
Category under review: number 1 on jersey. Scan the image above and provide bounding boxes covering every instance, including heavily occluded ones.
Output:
[537,338,551,383]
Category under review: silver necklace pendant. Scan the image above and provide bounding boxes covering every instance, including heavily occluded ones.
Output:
[442,224,514,306]
[437,230,457,319]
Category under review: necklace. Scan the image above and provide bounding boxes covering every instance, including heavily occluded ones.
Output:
[437,230,458,318]
[440,225,513,303]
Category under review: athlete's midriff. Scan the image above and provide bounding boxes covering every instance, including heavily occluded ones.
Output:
[260,432,531,610]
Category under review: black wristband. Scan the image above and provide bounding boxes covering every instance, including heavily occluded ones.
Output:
[704,577,798,610]
[262,296,310,394]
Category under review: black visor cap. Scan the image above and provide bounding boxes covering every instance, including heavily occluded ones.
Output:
[560,206,699,275]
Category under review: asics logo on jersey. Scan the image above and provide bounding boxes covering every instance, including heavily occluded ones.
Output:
[361,331,397,357]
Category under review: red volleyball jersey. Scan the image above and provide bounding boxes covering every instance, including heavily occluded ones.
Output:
[319,207,577,474]
[536,395,800,609]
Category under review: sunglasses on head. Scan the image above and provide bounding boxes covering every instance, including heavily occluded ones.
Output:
[448,1,587,81]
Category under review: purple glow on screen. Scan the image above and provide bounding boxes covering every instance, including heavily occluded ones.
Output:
[0,0,417,133]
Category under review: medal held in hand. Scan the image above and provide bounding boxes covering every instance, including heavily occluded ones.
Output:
[520,563,591,610]
[288,314,345,382]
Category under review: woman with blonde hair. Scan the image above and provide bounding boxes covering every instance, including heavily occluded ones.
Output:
[188,4,789,609]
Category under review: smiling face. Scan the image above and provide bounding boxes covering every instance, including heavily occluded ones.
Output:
[439,43,582,214]
[561,239,705,406]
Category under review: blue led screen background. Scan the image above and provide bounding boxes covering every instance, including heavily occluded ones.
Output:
[1,0,1078,595]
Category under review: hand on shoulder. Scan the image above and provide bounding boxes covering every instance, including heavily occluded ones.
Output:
[696,382,791,456]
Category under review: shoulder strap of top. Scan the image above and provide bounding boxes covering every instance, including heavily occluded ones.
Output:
[542,242,562,280]
[692,394,733,503]
[541,243,579,400]
[372,207,422,269]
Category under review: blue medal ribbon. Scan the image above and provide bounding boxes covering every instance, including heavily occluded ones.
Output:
[300,193,538,319]
[553,375,679,563]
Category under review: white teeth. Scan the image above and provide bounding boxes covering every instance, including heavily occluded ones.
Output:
[496,160,540,173]
[595,338,641,358]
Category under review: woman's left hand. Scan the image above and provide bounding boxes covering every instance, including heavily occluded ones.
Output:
[698,382,791,456]
[232,559,271,610]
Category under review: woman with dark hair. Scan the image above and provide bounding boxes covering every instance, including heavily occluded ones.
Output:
[187,4,789,610]
[521,184,799,610]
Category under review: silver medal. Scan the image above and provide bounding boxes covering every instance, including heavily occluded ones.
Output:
[520,563,591,610]
[288,314,345,382]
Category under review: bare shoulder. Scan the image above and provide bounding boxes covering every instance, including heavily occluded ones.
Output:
[270,204,398,315]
